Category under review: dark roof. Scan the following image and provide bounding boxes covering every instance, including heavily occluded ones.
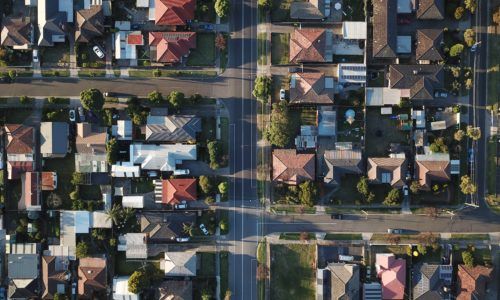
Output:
[78,257,107,299]
[328,263,360,300]
[38,0,67,46]
[8,278,38,299]
[289,72,334,105]
[372,0,397,58]
[417,0,445,20]
[412,264,442,300]
[75,6,104,43]
[141,212,196,243]
[4,124,34,154]
[0,17,32,47]
[272,149,315,185]
[416,29,444,61]
[388,65,444,100]
[324,148,363,185]
[8,254,39,279]
[42,256,69,299]
[367,157,407,188]
[145,115,201,142]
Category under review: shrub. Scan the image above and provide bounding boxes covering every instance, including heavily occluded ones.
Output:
[75,242,89,258]
[298,180,317,207]
[80,88,104,111]
[199,176,213,195]
[464,0,477,14]
[383,189,400,206]
[460,175,477,194]
[153,68,162,77]
[19,96,31,104]
[205,196,215,205]
[148,90,164,104]
[462,250,475,268]
[454,6,465,19]
[215,0,230,17]
[168,90,185,111]
[466,125,481,140]
[463,29,475,47]
[252,76,272,102]
[450,44,464,57]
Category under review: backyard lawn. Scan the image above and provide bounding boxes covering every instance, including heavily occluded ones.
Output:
[270,244,316,300]
[43,154,75,209]
[131,178,155,193]
[365,107,410,157]
[187,33,216,66]
[271,33,290,65]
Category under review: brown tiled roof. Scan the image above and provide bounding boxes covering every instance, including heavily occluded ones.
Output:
[4,124,34,154]
[156,280,192,300]
[388,65,444,100]
[416,29,444,61]
[161,178,197,205]
[78,257,107,299]
[372,0,397,58]
[76,123,107,154]
[324,149,363,185]
[290,72,334,104]
[75,6,104,43]
[42,256,69,299]
[155,0,195,25]
[273,149,315,185]
[457,265,493,300]
[417,0,445,20]
[416,160,450,190]
[149,32,196,64]
[367,157,406,187]
[0,17,32,47]
[289,28,326,63]
[7,161,33,180]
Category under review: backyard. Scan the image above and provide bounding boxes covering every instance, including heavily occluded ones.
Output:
[187,33,216,66]
[270,244,316,300]
[43,154,76,209]
[271,33,290,65]
[365,107,410,157]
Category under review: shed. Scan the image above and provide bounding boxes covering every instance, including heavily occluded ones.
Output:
[430,121,447,131]
[381,107,393,115]
[122,196,144,208]
[342,22,367,39]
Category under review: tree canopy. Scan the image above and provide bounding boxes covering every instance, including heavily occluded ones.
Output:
[460,175,477,195]
[265,101,293,147]
[199,176,213,195]
[105,138,118,165]
[466,126,481,140]
[168,90,185,111]
[215,0,230,17]
[80,88,104,111]
[463,29,475,47]
[298,180,317,207]
[76,242,89,258]
[383,189,400,206]
[218,181,229,194]
[148,90,164,104]
[450,44,464,57]
[252,76,272,102]
[429,137,448,153]
[462,250,475,268]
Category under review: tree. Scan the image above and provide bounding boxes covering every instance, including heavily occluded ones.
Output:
[71,172,85,185]
[366,192,375,203]
[80,88,104,111]
[168,90,185,111]
[417,244,428,255]
[219,218,228,231]
[462,250,475,268]
[454,129,465,141]
[298,180,317,207]
[455,6,465,19]
[450,44,464,57]
[386,234,401,245]
[204,196,215,205]
[224,290,232,300]
[464,0,477,14]
[215,0,230,18]
[207,140,221,169]
[105,138,118,165]
[265,101,293,147]
[153,68,161,77]
[424,207,438,218]
[218,181,229,194]
[356,176,369,197]
[460,175,477,195]
[199,176,213,195]
[183,222,195,236]
[429,137,448,153]
[76,242,89,258]
[252,76,272,102]
[69,188,79,201]
[258,0,271,8]
[383,189,400,206]
[106,203,122,226]
[148,90,163,104]
[8,70,17,80]
[128,270,149,294]
[465,78,473,90]
[466,125,481,140]
[463,29,475,47]
[91,228,106,241]
[410,181,421,194]
[201,290,212,300]
[493,7,500,25]
[215,33,227,50]
[19,95,31,104]
[451,66,461,78]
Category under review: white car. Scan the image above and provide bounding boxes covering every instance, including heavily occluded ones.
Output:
[32,50,39,63]
[279,89,286,100]
[69,109,76,122]
[176,237,190,243]
[92,45,105,59]
[199,224,209,236]
[403,185,409,196]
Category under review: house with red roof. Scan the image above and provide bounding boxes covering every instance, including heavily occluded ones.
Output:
[289,28,331,63]
[376,253,406,299]
[21,171,57,211]
[4,124,35,179]
[78,257,107,299]
[456,264,494,300]
[159,178,197,205]
[155,0,195,25]
[149,32,196,64]
[272,149,315,185]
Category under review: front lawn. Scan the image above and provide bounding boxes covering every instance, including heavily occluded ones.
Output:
[324,233,363,240]
[279,232,316,240]
[487,140,497,195]
[271,33,289,65]
[78,69,106,77]
[271,0,304,22]
[187,33,216,66]
[365,107,410,157]
[487,35,500,105]
[198,252,216,277]
[270,244,316,300]
[195,0,216,22]
[40,43,70,66]
[329,174,391,205]
[0,108,33,124]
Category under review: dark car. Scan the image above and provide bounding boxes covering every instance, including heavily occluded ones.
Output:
[0,76,11,83]
[331,213,343,220]
[199,24,214,30]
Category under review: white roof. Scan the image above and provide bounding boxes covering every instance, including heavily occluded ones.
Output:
[397,36,412,54]
[112,162,141,177]
[122,196,144,208]
[342,21,367,39]
[129,144,197,171]
[136,0,149,7]
[366,88,401,106]
[381,107,393,115]
[416,153,450,162]
[113,277,139,300]
[148,0,155,20]
[91,211,112,228]
[125,233,147,259]
[162,252,197,276]
[430,121,447,131]
[337,64,366,83]
[117,120,133,140]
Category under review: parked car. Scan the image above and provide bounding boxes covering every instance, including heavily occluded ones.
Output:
[468,148,474,164]
[0,76,11,83]
[176,237,190,242]
[173,169,190,175]
[92,45,105,59]
[69,109,76,122]
[71,282,77,295]
[199,24,214,30]
[174,201,188,210]
[331,213,343,220]
[103,92,115,97]
[131,23,141,30]
[32,49,39,63]
[199,224,209,235]
[147,171,159,178]
[77,107,85,122]
[403,185,409,196]
[387,228,404,234]
[279,89,286,101]
[434,90,448,98]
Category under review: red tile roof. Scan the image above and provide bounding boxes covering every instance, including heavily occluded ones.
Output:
[127,32,144,45]
[162,178,197,204]
[149,32,196,63]
[155,0,195,25]
[7,161,33,180]
[272,149,315,185]
[4,124,34,154]
[376,254,406,300]
[457,264,493,300]
[289,28,326,63]
[78,257,107,299]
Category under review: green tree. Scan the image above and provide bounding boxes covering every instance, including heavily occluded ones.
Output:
[106,203,122,226]
[454,6,465,19]
[204,196,215,205]
[76,242,89,258]
[451,66,461,78]
[366,192,375,203]
[153,68,162,77]
[466,125,481,140]
[91,228,106,241]
[19,95,31,104]
[168,90,185,111]
[148,90,163,104]
[465,78,473,90]
[69,189,80,201]
[450,44,464,57]
[429,137,448,153]
[463,29,475,47]
[252,76,272,102]
[8,70,17,80]
[460,175,477,195]
[215,0,230,17]
[219,218,228,231]
[417,244,428,255]
[298,180,317,207]
[105,138,118,165]
[410,181,421,194]
[207,140,221,169]
[183,222,195,237]
[493,7,500,25]
[199,176,213,195]
[356,176,369,197]
[218,181,229,194]
[462,250,475,268]
[71,172,85,185]
[201,290,212,300]
[80,88,104,111]
[464,0,477,14]
[383,189,400,206]
[454,129,465,141]
[258,0,271,8]
[128,270,149,294]
[265,101,293,147]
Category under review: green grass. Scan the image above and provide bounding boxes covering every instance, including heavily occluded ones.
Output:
[0,70,33,77]
[271,206,316,214]
[271,0,302,22]
[198,252,216,277]
[131,179,154,193]
[79,185,102,200]
[187,33,216,66]
[450,234,490,240]
[487,141,497,194]
[365,107,411,157]
[78,70,106,77]
[279,232,316,240]
[487,35,500,105]
[271,33,290,65]
[41,69,70,77]
[0,108,33,124]
[329,175,391,205]
[453,247,492,266]
[43,154,75,209]
[324,233,363,240]
[342,0,366,21]
[115,252,147,275]
[258,33,267,65]
[40,43,70,65]
[219,251,229,300]
[270,244,316,300]
[220,117,229,166]
[128,69,218,78]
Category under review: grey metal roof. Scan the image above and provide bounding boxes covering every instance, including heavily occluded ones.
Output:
[40,122,69,155]
[145,115,201,142]
[8,254,39,279]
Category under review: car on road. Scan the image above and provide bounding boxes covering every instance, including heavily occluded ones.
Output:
[0,76,11,83]
[387,228,404,234]
[331,213,343,220]
[77,107,85,122]
[147,171,159,178]
[69,109,76,122]
[173,169,190,175]
[199,24,214,30]
[103,92,115,97]
[434,90,448,98]
[174,201,188,210]
[403,185,409,196]
[468,148,474,164]
[92,45,105,59]
[176,237,190,242]
[32,49,39,63]
[279,89,286,100]
[199,224,209,235]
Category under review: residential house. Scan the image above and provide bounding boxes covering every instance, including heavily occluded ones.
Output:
[7,253,39,299]
[119,233,148,259]
[111,162,141,177]
[290,0,326,20]
[4,124,35,180]
[326,263,360,300]
[323,143,363,185]
[149,32,196,64]
[155,280,192,300]
[75,123,108,173]
[159,178,197,205]
[75,6,104,43]
[289,72,334,105]
[129,143,197,171]
[412,263,453,299]
[272,149,315,185]
[78,257,107,299]
[337,63,367,84]
[122,195,145,208]
[114,120,133,141]
[415,153,451,191]
[456,264,494,300]
[37,0,73,46]
[376,253,406,300]
[363,282,382,300]
[140,212,196,243]
[145,114,201,143]
[21,171,57,211]
[0,17,33,49]
[41,255,70,299]
[365,87,402,107]
[388,65,444,100]
[372,0,397,59]
[155,0,195,25]
[290,28,331,63]
[367,156,407,188]
[113,276,139,300]
[416,29,444,64]
[115,27,144,60]
[160,252,197,277]
[416,0,445,20]
[40,122,69,158]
